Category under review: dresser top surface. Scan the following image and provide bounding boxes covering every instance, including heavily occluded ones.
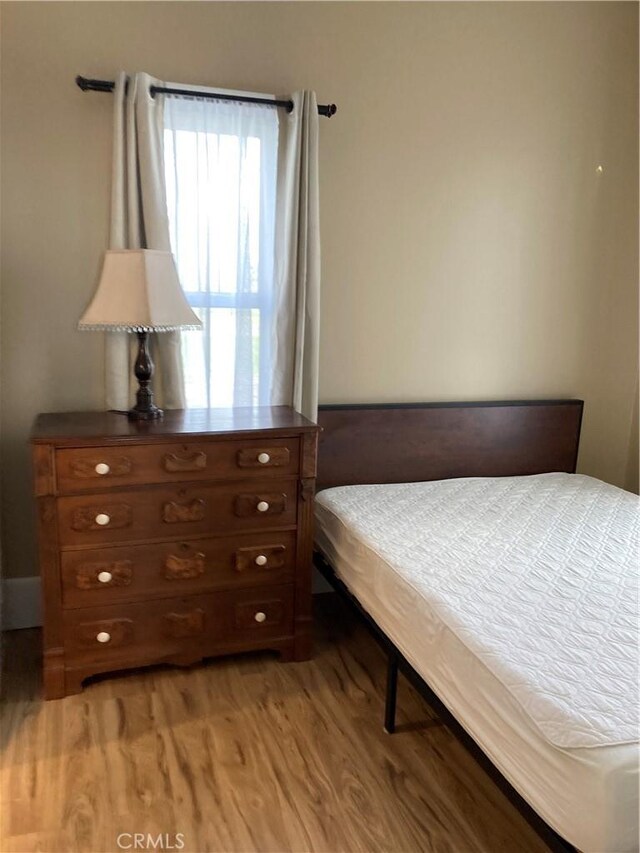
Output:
[31,406,318,444]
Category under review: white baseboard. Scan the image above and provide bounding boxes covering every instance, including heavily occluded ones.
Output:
[2,576,42,630]
[0,572,330,631]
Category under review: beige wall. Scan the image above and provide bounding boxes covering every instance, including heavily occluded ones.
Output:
[1,1,638,579]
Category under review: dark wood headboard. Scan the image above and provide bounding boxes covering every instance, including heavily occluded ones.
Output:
[316,400,583,491]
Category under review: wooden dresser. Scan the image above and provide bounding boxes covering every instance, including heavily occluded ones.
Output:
[31,406,319,699]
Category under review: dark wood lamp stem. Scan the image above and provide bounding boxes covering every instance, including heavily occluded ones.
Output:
[128,331,163,421]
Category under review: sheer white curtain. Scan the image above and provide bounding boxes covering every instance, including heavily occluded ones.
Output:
[163,95,279,408]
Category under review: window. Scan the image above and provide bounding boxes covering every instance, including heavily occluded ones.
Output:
[164,96,279,408]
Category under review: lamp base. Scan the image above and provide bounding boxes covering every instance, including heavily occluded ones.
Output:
[127,404,164,422]
[128,331,164,422]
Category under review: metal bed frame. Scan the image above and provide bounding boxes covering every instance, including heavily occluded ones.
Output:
[313,550,577,853]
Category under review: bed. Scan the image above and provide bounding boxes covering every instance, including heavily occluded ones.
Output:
[312,401,639,853]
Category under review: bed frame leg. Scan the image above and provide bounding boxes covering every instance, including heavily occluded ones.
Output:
[384,652,398,734]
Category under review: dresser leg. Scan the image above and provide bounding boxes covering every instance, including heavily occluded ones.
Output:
[278,635,312,662]
[278,641,297,662]
[293,641,312,662]
[64,669,87,697]
[42,649,66,700]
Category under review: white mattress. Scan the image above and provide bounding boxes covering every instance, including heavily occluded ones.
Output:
[315,473,639,853]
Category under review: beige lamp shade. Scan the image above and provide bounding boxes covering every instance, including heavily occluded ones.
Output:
[78,249,202,332]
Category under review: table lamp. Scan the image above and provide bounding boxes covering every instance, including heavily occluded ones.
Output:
[78,249,201,420]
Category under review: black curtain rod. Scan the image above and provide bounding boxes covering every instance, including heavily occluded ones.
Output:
[76,76,337,118]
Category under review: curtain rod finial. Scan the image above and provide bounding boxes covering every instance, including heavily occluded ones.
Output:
[319,103,337,118]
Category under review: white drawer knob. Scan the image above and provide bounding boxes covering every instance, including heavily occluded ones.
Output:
[95,462,110,476]
[95,513,110,526]
[255,554,268,567]
[97,571,113,584]
[257,452,271,464]
[254,611,267,623]
[257,501,269,513]
[96,631,111,643]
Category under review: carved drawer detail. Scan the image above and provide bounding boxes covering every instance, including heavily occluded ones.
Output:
[162,498,206,524]
[75,560,133,589]
[164,548,205,580]
[162,608,205,638]
[234,544,286,573]
[75,618,134,648]
[234,493,287,518]
[69,457,133,479]
[162,451,207,473]
[70,504,132,532]
[236,447,290,469]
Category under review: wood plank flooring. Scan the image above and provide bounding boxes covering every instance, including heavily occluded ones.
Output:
[1,594,548,853]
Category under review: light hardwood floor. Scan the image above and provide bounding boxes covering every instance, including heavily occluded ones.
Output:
[1,595,548,853]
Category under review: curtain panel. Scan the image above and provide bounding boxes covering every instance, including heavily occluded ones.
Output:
[272,91,321,422]
[106,71,186,410]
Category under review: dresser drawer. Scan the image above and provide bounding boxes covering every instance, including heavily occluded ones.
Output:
[55,437,300,493]
[62,584,294,665]
[57,478,297,546]
[60,531,297,607]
